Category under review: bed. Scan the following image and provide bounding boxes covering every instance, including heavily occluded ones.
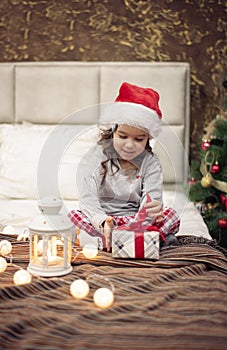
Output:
[0,62,226,349]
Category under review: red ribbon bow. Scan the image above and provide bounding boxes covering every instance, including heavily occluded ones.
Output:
[119,193,165,238]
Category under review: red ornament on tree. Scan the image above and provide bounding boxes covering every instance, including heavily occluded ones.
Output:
[189,177,196,186]
[211,162,220,174]
[221,194,227,213]
[201,140,210,151]
[218,218,227,229]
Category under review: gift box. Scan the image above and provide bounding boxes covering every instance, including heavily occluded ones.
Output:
[112,226,160,259]
[112,194,161,259]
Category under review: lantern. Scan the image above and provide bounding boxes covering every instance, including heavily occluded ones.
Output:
[27,197,74,277]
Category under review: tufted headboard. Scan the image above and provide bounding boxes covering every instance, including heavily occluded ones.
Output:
[0,62,190,191]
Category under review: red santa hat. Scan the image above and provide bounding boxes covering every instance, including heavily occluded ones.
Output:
[100,82,162,138]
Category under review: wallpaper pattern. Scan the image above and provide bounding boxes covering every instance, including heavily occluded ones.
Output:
[0,0,226,159]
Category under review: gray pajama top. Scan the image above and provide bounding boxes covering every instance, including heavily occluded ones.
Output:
[76,145,163,232]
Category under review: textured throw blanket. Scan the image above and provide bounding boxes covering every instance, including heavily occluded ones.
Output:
[0,234,227,350]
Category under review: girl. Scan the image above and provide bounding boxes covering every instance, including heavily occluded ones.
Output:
[69,82,180,251]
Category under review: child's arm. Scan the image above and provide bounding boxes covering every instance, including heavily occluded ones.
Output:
[103,216,115,252]
[140,154,163,222]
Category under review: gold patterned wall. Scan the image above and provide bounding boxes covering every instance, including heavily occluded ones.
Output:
[0,0,226,160]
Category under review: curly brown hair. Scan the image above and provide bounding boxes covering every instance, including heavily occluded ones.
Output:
[97,125,153,185]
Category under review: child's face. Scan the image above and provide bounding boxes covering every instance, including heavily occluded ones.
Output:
[113,125,149,161]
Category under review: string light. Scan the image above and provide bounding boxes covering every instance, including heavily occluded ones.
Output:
[93,287,114,309]
[0,240,12,256]
[2,225,16,235]
[0,257,7,273]
[13,269,32,285]
[69,273,115,308]
[70,279,90,299]
[82,244,98,259]
[0,234,115,308]
[0,240,31,285]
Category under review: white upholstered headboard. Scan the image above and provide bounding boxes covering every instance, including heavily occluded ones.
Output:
[0,62,190,190]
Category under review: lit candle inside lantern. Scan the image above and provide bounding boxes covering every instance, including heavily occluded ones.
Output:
[46,249,62,265]
[70,279,90,299]
[0,257,7,273]
[82,244,98,259]
[36,239,63,265]
[0,240,12,256]
[93,288,114,309]
[37,239,44,254]
[14,269,32,285]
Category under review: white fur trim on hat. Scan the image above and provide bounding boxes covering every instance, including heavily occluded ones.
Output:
[100,102,161,138]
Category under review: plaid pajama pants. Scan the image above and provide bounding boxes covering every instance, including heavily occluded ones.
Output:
[68,206,180,248]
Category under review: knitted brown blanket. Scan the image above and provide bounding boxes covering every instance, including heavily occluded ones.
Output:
[0,234,227,350]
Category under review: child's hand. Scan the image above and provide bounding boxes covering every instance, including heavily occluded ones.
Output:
[103,216,115,252]
[144,200,163,222]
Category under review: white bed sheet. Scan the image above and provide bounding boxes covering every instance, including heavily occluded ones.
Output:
[0,191,211,240]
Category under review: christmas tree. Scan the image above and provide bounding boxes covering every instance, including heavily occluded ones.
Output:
[189,79,227,248]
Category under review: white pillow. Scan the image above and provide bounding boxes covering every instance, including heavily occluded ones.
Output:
[0,123,99,200]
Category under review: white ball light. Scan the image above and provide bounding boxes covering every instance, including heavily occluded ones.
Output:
[93,288,114,309]
[82,244,98,259]
[0,240,12,256]
[70,279,90,299]
[3,225,16,235]
[0,257,7,273]
[13,269,32,285]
